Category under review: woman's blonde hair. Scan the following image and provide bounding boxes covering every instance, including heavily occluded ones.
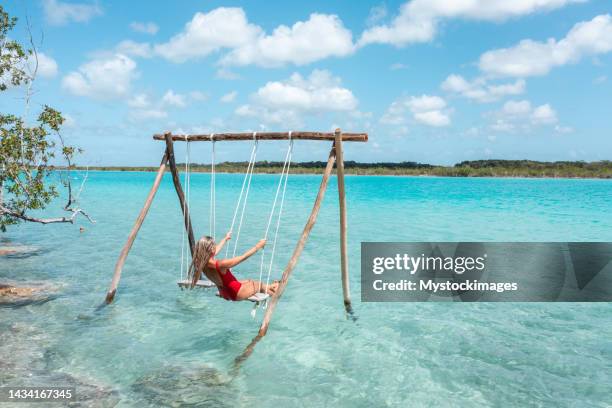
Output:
[188,236,216,286]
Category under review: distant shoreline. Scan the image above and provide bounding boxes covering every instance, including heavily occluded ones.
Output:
[71,160,612,179]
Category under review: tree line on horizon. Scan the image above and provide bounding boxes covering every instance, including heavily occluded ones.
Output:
[76,159,612,178]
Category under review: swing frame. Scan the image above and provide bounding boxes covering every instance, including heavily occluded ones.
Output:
[104,129,368,360]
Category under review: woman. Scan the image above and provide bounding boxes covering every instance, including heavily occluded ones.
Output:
[189,233,279,301]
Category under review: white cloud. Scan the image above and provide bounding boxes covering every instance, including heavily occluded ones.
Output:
[189,91,208,101]
[129,108,167,121]
[116,40,152,58]
[254,70,357,111]
[441,74,525,103]
[62,54,137,100]
[502,100,532,116]
[236,70,358,125]
[555,124,574,134]
[162,90,187,108]
[367,4,388,26]
[220,13,354,67]
[593,75,607,84]
[414,110,450,127]
[129,90,205,121]
[130,21,159,35]
[127,93,150,108]
[43,0,102,26]
[390,62,408,70]
[27,52,58,78]
[531,104,558,124]
[382,94,450,127]
[63,113,76,127]
[216,68,241,80]
[490,100,561,132]
[154,8,260,63]
[479,14,612,77]
[220,91,237,103]
[359,0,582,47]
[128,90,204,119]
[153,8,354,67]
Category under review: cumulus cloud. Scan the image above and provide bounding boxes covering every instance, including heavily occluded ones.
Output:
[531,104,558,124]
[235,70,358,125]
[479,14,612,77]
[490,100,565,132]
[129,108,167,121]
[441,74,525,102]
[116,40,153,58]
[127,93,150,108]
[152,8,354,67]
[189,91,208,101]
[27,52,59,78]
[221,13,354,67]
[42,0,102,26]
[153,8,260,63]
[130,21,159,35]
[366,4,388,26]
[62,54,137,100]
[220,91,237,103]
[382,94,450,127]
[358,0,583,47]
[162,90,187,108]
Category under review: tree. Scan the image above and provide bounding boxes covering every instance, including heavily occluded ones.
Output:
[0,5,92,231]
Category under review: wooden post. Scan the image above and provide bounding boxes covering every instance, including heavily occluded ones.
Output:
[235,144,337,366]
[105,152,168,304]
[335,128,352,315]
[164,133,196,257]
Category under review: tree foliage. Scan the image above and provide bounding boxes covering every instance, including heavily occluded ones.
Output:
[0,5,90,231]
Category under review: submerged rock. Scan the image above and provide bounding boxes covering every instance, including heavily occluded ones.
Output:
[0,282,59,307]
[0,323,120,407]
[131,364,236,407]
[0,244,40,257]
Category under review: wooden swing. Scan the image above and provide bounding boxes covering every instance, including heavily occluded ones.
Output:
[175,132,295,306]
[103,129,368,356]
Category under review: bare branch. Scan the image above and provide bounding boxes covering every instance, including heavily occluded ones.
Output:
[1,204,95,225]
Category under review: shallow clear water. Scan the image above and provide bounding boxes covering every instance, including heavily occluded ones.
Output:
[1,172,612,407]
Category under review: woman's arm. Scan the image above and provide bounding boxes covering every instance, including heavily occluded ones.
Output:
[214,232,232,255]
[217,239,266,269]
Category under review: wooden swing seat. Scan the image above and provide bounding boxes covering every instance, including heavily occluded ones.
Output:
[176,280,270,303]
[177,279,215,289]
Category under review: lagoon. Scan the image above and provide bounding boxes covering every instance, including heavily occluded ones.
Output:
[1,171,611,406]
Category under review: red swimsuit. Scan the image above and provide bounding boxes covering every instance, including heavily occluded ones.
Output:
[214,260,242,301]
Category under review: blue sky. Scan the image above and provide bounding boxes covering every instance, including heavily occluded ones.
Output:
[2,0,611,165]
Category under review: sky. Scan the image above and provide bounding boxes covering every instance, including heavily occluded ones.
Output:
[2,0,612,166]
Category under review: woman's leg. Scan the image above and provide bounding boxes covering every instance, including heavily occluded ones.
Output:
[236,279,279,301]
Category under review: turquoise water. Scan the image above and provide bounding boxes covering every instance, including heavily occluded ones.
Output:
[1,171,612,407]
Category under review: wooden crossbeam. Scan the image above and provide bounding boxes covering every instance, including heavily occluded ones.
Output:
[153,132,368,142]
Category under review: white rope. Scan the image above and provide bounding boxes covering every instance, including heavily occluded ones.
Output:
[257,134,293,293]
[180,142,191,282]
[209,134,216,239]
[232,132,258,257]
[226,138,258,258]
[265,139,293,290]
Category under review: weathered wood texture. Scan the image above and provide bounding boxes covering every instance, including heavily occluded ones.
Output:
[105,153,168,304]
[335,129,352,314]
[164,133,196,257]
[154,132,368,142]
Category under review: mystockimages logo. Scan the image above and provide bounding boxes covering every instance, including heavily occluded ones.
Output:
[361,242,612,302]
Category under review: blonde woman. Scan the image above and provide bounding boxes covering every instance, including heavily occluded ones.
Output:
[189,233,279,301]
